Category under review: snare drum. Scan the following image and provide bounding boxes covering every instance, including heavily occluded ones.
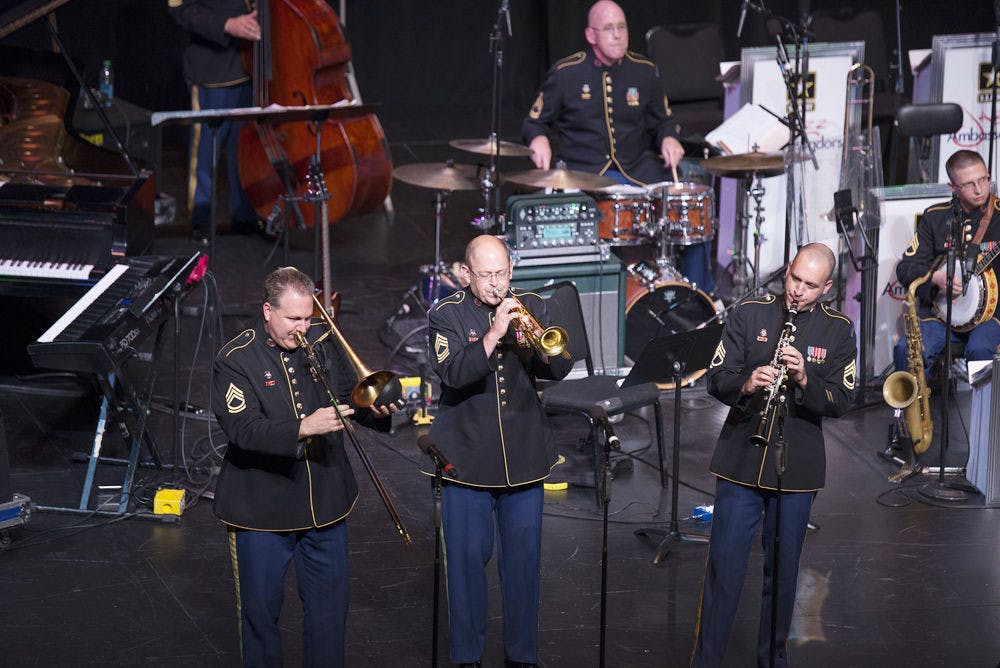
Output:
[646,181,715,245]
[593,184,652,245]
[625,260,720,387]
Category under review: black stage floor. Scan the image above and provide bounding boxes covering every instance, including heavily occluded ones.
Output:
[2,117,999,667]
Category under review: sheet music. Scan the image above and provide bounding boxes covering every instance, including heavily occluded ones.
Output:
[705,103,790,155]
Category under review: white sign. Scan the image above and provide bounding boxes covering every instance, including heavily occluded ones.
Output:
[739,43,862,279]
[932,33,1000,180]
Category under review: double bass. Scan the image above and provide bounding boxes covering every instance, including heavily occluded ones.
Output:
[237,0,391,228]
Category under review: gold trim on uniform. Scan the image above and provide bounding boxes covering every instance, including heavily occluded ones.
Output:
[226,383,247,413]
[842,359,856,390]
[710,340,726,368]
[903,232,919,256]
[529,92,544,119]
[435,332,450,363]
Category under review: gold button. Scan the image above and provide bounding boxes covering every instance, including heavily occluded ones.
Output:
[288,367,295,373]
[499,376,505,383]
[294,391,300,397]
[497,353,503,359]
[606,85,612,92]
[296,403,303,409]
[306,437,313,444]
[501,400,507,407]
[498,365,504,371]
[606,76,612,84]
[292,378,297,385]
[300,413,307,419]
[608,106,614,114]
[500,388,506,395]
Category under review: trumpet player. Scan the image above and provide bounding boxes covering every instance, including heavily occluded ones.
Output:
[691,244,857,668]
[426,235,573,668]
[212,267,396,667]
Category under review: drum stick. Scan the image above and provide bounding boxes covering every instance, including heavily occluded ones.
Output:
[671,163,679,184]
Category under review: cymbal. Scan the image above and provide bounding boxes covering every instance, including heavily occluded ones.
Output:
[393,162,480,191]
[700,151,786,178]
[504,166,618,191]
[449,137,534,157]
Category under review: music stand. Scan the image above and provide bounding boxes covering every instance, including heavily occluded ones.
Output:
[151,103,377,275]
[632,323,723,565]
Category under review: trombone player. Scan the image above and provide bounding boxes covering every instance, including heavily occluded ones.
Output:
[426,235,573,668]
[212,266,396,667]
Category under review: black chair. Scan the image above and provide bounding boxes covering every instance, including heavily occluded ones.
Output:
[536,281,666,500]
[645,23,725,140]
[889,102,963,184]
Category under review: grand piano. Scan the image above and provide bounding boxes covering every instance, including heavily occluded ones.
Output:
[0,1,154,297]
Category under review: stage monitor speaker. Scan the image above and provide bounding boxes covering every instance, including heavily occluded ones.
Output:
[512,254,625,373]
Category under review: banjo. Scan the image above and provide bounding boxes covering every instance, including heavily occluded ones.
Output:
[933,242,1000,332]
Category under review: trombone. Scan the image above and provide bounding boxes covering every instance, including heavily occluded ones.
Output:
[295,293,410,543]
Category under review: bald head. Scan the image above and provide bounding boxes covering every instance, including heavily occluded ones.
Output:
[588,0,624,26]
[463,235,513,306]
[795,243,836,281]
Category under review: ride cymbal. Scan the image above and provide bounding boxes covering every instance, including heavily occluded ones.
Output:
[448,137,534,157]
[504,166,618,191]
[700,151,786,178]
[393,161,480,191]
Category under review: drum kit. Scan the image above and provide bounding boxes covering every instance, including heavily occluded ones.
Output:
[389,140,788,381]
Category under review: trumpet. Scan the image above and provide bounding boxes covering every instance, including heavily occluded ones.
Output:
[496,289,571,359]
[749,302,798,447]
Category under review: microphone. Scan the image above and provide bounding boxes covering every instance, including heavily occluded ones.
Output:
[737,0,749,38]
[588,404,621,450]
[951,194,971,296]
[418,434,458,478]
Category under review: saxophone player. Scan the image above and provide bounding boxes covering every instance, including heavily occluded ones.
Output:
[893,149,1000,375]
[691,244,857,668]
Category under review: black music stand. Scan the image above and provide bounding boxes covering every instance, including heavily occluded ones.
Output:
[633,323,723,565]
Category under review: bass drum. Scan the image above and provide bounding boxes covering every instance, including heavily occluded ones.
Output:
[625,275,719,388]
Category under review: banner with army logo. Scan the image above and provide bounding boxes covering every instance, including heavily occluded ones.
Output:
[930,33,1000,181]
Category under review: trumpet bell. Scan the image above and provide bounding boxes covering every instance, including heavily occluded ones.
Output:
[354,370,404,410]
[539,325,570,358]
[882,370,917,409]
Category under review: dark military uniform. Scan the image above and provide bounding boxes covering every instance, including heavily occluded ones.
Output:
[692,294,856,668]
[521,48,674,185]
[212,320,387,666]
[167,0,257,233]
[521,47,715,293]
[893,196,1000,370]
[427,286,572,665]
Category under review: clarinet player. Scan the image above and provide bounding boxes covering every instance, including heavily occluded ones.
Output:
[691,243,857,667]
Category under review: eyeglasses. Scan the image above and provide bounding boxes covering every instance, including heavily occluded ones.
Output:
[469,269,510,282]
[952,175,991,191]
[591,22,627,35]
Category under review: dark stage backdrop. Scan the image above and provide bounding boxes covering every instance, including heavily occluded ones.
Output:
[0,0,993,141]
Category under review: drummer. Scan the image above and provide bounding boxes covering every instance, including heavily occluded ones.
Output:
[521,0,714,294]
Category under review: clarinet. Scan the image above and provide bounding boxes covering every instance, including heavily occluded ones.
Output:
[748,302,798,447]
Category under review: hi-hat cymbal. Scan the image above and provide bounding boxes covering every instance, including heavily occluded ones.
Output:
[449,137,534,157]
[700,151,786,178]
[504,166,618,191]
[393,162,480,190]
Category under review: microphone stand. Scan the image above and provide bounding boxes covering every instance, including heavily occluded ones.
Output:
[768,398,789,668]
[482,0,511,234]
[919,207,969,501]
[598,414,613,668]
[430,462,443,667]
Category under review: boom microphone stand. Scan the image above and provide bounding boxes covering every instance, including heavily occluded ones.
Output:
[768,402,789,668]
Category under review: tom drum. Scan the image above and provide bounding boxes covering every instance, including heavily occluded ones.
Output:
[593,184,653,245]
[646,181,715,245]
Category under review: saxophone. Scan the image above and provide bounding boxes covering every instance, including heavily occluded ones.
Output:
[882,270,934,454]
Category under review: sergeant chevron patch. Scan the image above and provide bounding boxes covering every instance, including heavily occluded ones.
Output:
[843,360,856,390]
[435,332,450,363]
[710,340,726,368]
[226,383,246,414]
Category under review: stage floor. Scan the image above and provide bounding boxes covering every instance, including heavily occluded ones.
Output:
[2,119,999,666]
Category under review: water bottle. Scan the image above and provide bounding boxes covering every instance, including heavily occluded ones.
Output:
[98,59,114,107]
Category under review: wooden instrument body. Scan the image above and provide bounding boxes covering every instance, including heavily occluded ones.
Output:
[236,0,391,227]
